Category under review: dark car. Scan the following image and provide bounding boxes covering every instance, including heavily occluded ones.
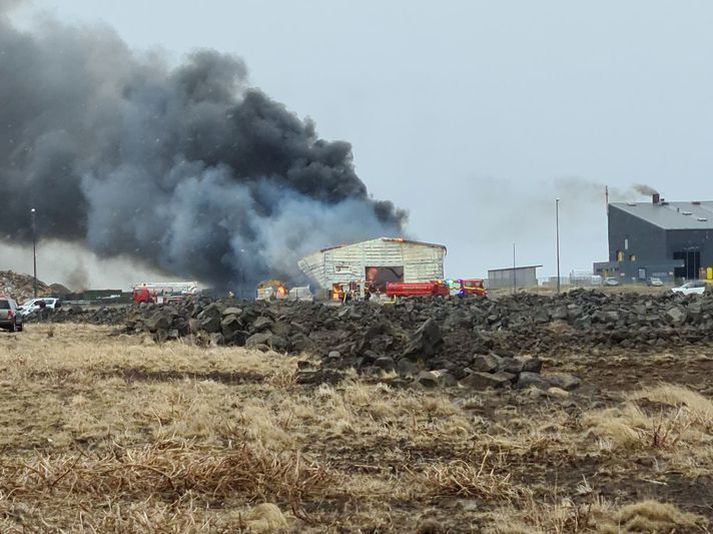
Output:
[0,297,23,332]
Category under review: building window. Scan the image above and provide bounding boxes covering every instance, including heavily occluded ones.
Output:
[624,238,629,251]
[616,250,623,262]
[629,254,636,261]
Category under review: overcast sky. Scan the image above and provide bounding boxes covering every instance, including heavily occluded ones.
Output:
[10,1,713,282]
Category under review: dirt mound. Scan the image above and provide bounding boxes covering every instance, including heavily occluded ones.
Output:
[49,283,72,295]
[0,270,52,302]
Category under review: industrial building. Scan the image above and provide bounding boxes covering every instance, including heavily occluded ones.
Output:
[487,265,542,290]
[594,193,713,282]
[298,237,446,291]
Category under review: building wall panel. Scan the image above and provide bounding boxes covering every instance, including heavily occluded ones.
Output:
[298,238,445,288]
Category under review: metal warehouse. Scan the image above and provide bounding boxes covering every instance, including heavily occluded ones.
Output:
[487,265,542,290]
[298,237,446,290]
[594,193,713,282]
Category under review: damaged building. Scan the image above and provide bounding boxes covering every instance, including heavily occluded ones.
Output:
[594,193,713,282]
[298,237,446,291]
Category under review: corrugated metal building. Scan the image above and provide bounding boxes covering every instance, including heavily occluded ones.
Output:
[487,265,542,289]
[593,194,713,282]
[298,237,446,290]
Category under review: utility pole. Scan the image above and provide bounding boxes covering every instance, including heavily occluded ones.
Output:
[556,198,561,294]
[31,208,37,298]
[512,242,516,294]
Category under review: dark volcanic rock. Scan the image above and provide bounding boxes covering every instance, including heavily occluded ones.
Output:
[521,357,543,373]
[471,353,501,373]
[415,371,439,388]
[460,371,515,390]
[516,372,551,390]
[146,311,170,332]
[246,332,289,352]
[404,318,443,358]
[543,372,581,391]
[34,288,713,388]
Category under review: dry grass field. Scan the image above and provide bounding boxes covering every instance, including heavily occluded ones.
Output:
[0,324,711,532]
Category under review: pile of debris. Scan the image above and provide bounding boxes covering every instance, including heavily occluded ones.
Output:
[0,270,52,302]
[30,305,129,325]
[33,289,713,389]
[116,290,713,386]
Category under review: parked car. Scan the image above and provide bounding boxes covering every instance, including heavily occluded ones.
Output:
[0,297,23,332]
[647,277,664,287]
[603,277,620,286]
[671,280,707,295]
[18,297,62,317]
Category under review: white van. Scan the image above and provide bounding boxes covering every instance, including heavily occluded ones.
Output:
[18,297,62,316]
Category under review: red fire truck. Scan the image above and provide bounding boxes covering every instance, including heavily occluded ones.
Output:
[384,279,487,299]
[385,281,450,298]
[132,282,199,304]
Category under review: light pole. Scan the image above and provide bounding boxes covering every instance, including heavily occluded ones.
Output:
[512,242,516,294]
[31,208,37,298]
[555,198,561,294]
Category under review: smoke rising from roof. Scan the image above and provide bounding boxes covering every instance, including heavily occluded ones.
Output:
[0,3,405,290]
[633,184,659,196]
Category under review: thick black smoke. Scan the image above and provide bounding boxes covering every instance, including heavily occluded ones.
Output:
[0,4,405,290]
[634,184,659,196]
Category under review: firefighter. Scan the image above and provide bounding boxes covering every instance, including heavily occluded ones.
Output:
[347,281,357,302]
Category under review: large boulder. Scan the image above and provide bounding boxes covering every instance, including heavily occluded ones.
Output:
[245,332,289,352]
[374,356,396,373]
[404,318,443,358]
[197,302,223,320]
[516,372,551,390]
[145,311,170,333]
[499,357,525,374]
[471,353,502,373]
[252,316,274,332]
[521,357,543,373]
[397,358,420,377]
[460,371,515,390]
[415,371,439,388]
[221,314,243,341]
[222,306,243,317]
[665,306,687,325]
[543,372,581,391]
[200,315,222,334]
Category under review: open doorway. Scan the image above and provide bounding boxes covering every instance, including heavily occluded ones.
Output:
[673,250,700,279]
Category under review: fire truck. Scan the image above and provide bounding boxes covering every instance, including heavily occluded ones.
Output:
[385,281,450,298]
[448,279,487,298]
[384,279,487,299]
[132,282,200,304]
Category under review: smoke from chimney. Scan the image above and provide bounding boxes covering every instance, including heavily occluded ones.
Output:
[633,184,659,196]
[0,3,406,290]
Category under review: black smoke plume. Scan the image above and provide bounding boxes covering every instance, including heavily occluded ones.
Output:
[633,184,659,196]
[0,3,406,290]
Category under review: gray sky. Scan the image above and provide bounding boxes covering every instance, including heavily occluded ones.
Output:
[12,1,713,281]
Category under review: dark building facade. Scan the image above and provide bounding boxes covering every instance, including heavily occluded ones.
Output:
[594,195,713,282]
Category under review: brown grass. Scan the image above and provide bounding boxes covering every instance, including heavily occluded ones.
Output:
[413,454,524,502]
[0,441,331,503]
[489,496,708,534]
[582,383,713,480]
[0,324,710,531]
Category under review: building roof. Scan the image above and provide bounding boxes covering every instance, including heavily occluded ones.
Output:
[488,264,543,273]
[317,237,447,254]
[610,201,713,230]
